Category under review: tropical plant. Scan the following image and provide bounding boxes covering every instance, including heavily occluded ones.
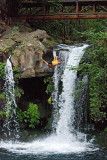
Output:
[78,31,107,123]
[44,76,54,94]
[17,103,40,128]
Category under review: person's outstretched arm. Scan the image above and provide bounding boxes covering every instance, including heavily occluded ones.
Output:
[41,58,49,66]
[58,59,64,64]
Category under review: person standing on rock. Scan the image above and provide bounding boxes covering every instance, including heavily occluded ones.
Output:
[41,56,64,68]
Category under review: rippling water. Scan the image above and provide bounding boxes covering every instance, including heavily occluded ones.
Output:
[0,134,107,160]
[0,148,107,160]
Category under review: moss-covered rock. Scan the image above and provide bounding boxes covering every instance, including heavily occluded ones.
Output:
[96,130,107,148]
[0,39,15,52]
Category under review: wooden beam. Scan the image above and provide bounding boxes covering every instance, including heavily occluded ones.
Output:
[18,15,107,20]
[19,12,107,16]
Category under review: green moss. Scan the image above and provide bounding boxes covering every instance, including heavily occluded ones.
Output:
[12,50,16,55]
[12,26,19,32]
[0,39,15,52]
[47,40,55,46]
[0,62,6,79]
[97,131,107,148]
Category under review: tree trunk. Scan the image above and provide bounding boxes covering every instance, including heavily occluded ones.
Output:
[6,0,21,17]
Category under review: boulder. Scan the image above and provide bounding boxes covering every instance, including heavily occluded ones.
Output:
[0,24,54,78]
[10,29,54,78]
[0,39,15,52]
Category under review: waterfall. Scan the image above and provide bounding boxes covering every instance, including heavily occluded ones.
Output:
[0,44,96,154]
[74,75,89,131]
[3,57,20,139]
[52,46,69,130]
[52,44,89,137]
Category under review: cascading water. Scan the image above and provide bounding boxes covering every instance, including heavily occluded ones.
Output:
[50,44,90,144]
[3,57,20,139]
[52,46,69,130]
[74,75,89,131]
[0,44,97,155]
[54,44,89,137]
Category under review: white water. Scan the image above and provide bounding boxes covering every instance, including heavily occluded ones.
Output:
[55,44,89,136]
[0,44,97,154]
[52,46,69,130]
[75,75,89,131]
[3,57,20,139]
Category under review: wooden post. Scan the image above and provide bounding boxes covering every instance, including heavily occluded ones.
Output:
[76,1,79,15]
[42,5,46,14]
[93,3,96,15]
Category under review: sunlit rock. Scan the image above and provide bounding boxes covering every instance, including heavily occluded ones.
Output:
[10,29,54,78]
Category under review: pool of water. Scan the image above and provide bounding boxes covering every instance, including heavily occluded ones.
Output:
[0,148,107,160]
[0,136,107,160]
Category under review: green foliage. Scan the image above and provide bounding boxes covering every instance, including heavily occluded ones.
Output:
[48,96,52,104]
[13,67,21,79]
[15,86,24,98]
[11,50,16,55]
[44,76,54,94]
[104,128,107,133]
[30,19,63,39]
[5,26,19,39]
[0,62,6,79]
[30,18,106,42]
[17,108,24,123]
[47,40,55,46]
[78,31,107,123]
[0,92,5,99]
[20,40,25,46]
[12,26,19,32]
[17,103,40,128]
[0,111,5,119]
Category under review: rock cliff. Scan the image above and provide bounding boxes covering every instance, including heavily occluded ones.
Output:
[0,22,55,78]
[0,21,54,132]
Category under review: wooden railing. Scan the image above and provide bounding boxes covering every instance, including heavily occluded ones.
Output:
[18,0,107,19]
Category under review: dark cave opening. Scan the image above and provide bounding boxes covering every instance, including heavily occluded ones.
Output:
[19,77,47,101]
[18,77,52,129]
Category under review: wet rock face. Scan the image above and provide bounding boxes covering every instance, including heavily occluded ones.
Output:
[0,80,4,110]
[0,27,54,78]
[11,39,45,78]
[10,29,54,78]
[11,30,52,78]
[0,80,5,129]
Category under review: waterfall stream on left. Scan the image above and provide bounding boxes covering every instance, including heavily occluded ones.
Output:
[3,57,20,140]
